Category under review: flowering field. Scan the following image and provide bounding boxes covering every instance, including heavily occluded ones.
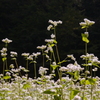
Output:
[0,19,100,100]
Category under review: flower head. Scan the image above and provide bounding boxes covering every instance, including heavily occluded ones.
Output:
[79,18,95,28]
[2,38,12,43]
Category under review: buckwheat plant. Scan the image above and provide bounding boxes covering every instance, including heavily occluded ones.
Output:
[0,19,100,100]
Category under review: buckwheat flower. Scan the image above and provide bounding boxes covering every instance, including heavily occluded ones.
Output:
[84,32,89,37]
[48,20,62,26]
[84,18,95,25]
[47,46,53,52]
[59,66,67,71]
[1,53,7,57]
[45,54,51,61]
[85,70,90,74]
[0,47,7,53]
[51,34,55,38]
[32,52,41,57]
[21,53,30,57]
[67,63,82,72]
[27,55,33,60]
[47,25,53,31]
[9,64,15,68]
[5,97,11,100]
[24,96,32,100]
[73,95,81,100]
[79,18,95,27]
[44,49,49,53]
[79,22,87,26]
[45,39,54,43]
[92,67,98,71]
[58,20,62,24]
[37,45,47,50]
[2,38,12,43]
[67,54,76,61]
[48,19,53,24]
[6,72,11,76]
[1,88,10,91]
[39,66,49,76]
[10,51,17,57]
[52,62,56,65]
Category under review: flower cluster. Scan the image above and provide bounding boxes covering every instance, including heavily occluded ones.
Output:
[79,18,95,28]
[47,20,62,31]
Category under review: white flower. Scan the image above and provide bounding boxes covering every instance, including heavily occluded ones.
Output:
[84,32,89,37]
[6,72,11,76]
[67,54,76,61]
[39,66,48,75]
[47,25,53,31]
[37,45,47,50]
[0,47,7,53]
[45,39,54,43]
[48,20,62,26]
[32,52,41,57]
[67,62,82,72]
[59,66,67,71]
[1,53,7,57]
[9,64,15,68]
[24,96,32,100]
[10,51,17,57]
[21,53,30,57]
[85,70,90,74]
[47,45,53,52]
[92,67,98,71]
[79,18,95,27]
[2,38,12,43]
[73,95,81,100]
[27,55,33,60]
[51,34,55,38]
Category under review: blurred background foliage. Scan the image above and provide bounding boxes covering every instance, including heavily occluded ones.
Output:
[0,0,100,76]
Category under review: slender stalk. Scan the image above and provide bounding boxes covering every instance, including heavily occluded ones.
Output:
[42,50,44,67]
[3,61,5,75]
[34,57,37,78]
[26,59,28,70]
[54,27,61,62]
[15,59,18,68]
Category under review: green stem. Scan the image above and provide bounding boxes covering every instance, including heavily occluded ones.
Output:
[54,27,60,63]
[34,58,37,78]
[3,61,5,75]
[15,59,18,68]
[26,60,28,70]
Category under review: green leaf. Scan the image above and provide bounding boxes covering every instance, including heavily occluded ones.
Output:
[43,89,56,94]
[81,26,87,29]
[2,57,7,62]
[50,44,55,47]
[81,33,89,43]
[50,64,59,70]
[58,60,67,65]
[70,89,80,99]
[3,76,11,80]
[74,71,79,80]
[23,83,31,89]
[92,63,100,68]
[53,40,57,44]
[54,95,61,100]
[66,72,74,76]
[88,78,96,85]
[5,70,10,72]
[80,79,86,85]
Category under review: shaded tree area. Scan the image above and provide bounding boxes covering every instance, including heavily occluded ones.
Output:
[0,0,100,76]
